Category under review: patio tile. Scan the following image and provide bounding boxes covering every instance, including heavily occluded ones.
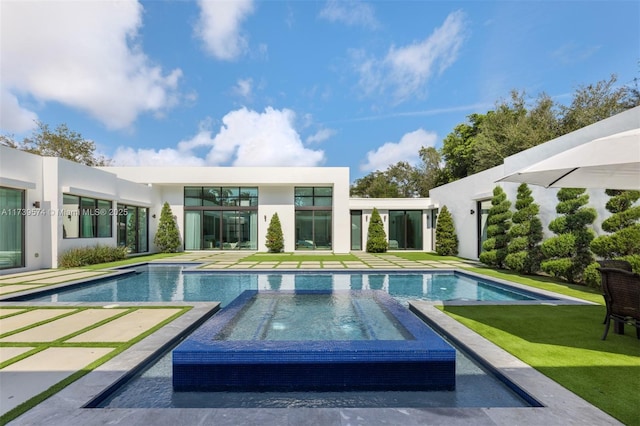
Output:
[0,309,78,334]
[0,284,45,295]
[0,269,87,284]
[67,309,182,343]
[27,271,107,285]
[0,308,26,318]
[0,309,127,342]
[0,347,113,416]
[0,346,34,364]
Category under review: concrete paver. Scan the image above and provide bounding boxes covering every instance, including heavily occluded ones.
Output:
[0,269,88,284]
[0,347,34,364]
[0,347,113,415]
[0,309,77,334]
[68,308,182,342]
[26,271,106,285]
[0,309,127,342]
[0,308,26,318]
[0,285,44,295]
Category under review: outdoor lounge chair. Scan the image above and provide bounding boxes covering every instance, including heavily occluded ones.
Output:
[597,266,640,340]
[597,260,634,324]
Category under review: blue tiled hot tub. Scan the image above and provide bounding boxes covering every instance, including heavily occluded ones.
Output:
[172,290,455,391]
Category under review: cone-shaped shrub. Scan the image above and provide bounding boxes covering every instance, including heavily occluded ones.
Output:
[265,213,284,252]
[154,202,181,253]
[504,184,543,274]
[584,190,640,287]
[366,208,388,253]
[541,188,596,283]
[479,186,512,268]
[435,205,458,256]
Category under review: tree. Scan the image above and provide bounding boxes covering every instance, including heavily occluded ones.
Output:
[366,208,388,253]
[350,171,399,198]
[541,189,596,283]
[479,186,512,268]
[416,146,447,196]
[1,122,111,166]
[504,184,543,274]
[440,113,484,181]
[265,213,284,253]
[435,205,458,256]
[473,91,560,173]
[560,75,635,133]
[154,202,181,253]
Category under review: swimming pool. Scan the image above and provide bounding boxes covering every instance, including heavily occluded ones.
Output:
[19,264,555,305]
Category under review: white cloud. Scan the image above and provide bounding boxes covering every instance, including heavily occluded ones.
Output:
[233,78,253,100]
[0,90,38,133]
[195,0,255,61]
[112,107,325,167]
[306,128,336,144]
[353,10,467,103]
[0,0,182,131]
[319,0,379,29]
[360,128,437,172]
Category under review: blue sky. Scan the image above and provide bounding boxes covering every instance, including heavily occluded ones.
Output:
[1,1,638,181]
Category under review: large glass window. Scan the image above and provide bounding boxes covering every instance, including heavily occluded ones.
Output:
[294,187,332,250]
[63,194,112,239]
[389,210,423,250]
[0,187,24,269]
[185,186,258,207]
[350,210,362,250]
[117,204,148,253]
[184,187,258,250]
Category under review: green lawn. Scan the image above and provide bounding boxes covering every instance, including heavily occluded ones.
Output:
[82,252,183,269]
[379,252,461,261]
[442,304,639,425]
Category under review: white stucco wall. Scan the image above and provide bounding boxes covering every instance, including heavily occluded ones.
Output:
[0,147,46,271]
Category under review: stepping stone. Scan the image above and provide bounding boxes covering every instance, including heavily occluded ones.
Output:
[0,347,113,416]
[0,284,44,295]
[1,309,127,342]
[0,309,77,334]
[0,346,34,364]
[0,308,26,318]
[0,269,86,284]
[68,308,182,343]
[28,271,106,285]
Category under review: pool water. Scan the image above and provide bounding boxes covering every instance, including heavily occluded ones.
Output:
[23,264,551,305]
[219,292,412,341]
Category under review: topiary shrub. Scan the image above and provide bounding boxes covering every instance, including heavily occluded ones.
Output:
[435,205,458,256]
[366,208,388,253]
[154,202,181,253]
[265,213,284,252]
[479,186,512,268]
[59,245,127,267]
[541,188,596,283]
[504,184,543,274]
[585,190,640,287]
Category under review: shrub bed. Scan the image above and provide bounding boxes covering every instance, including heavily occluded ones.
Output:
[59,245,128,267]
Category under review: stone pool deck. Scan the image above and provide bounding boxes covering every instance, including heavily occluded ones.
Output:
[0,252,623,425]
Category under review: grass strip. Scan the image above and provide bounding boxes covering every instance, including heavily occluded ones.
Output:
[441,304,640,426]
[0,306,191,425]
[82,252,184,270]
[242,253,359,262]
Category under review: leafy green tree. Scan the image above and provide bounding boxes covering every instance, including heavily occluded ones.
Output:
[265,213,284,253]
[504,184,543,274]
[416,146,447,196]
[440,113,484,181]
[479,186,512,268]
[366,208,388,253]
[473,91,559,173]
[541,188,596,283]
[0,121,110,166]
[560,75,636,133]
[435,205,458,256]
[350,171,399,198]
[154,202,181,253]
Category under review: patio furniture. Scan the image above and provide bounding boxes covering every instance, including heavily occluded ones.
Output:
[597,266,640,340]
[597,260,633,323]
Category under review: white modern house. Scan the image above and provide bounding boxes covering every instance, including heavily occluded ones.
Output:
[1,106,638,273]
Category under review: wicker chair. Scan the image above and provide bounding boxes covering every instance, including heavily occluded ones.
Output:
[597,267,640,340]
